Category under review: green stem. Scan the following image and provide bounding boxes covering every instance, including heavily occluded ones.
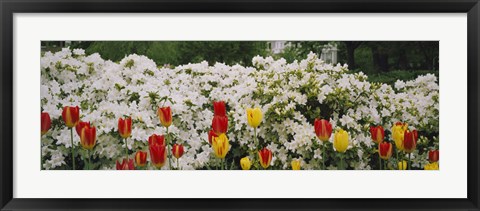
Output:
[254,127,258,148]
[177,158,179,170]
[396,148,399,170]
[124,138,128,160]
[401,153,404,170]
[408,153,411,170]
[89,150,92,170]
[70,128,76,170]
[322,144,326,170]
[253,127,258,169]
[221,159,224,170]
[340,155,344,170]
[383,159,387,170]
[84,150,88,170]
[379,153,382,170]
[166,127,172,170]
[40,137,43,170]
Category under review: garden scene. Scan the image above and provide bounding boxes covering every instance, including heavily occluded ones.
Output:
[40,41,439,170]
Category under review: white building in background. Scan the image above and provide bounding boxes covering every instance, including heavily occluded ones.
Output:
[319,43,338,64]
[268,41,338,64]
[269,41,288,54]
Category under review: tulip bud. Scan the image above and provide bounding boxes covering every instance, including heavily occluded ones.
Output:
[62,106,80,128]
[333,129,349,153]
[424,162,439,170]
[212,134,230,159]
[149,144,167,168]
[148,134,165,147]
[314,119,332,142]
[369,125,384,144]
[258,147,272,169]
[80,125,96,150]
[378,142,393,160]
[75,121,91,137]
[391,122,408,151]
[212,116,228,135]
[172,144,184,159]
[135,151,147,167]
[240,157,251,170]
[157,106,172,127]
[118,117,132,139]
[398,160,407,170]
[403,130,418,153]
[208,129,217,144]
[246,107,263,128]
[213,101,227,117]
[291,159,301,170]
[41,112,51,135]
[429,150,439,163]
[116,158,135,170]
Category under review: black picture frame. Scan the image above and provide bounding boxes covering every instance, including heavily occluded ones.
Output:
[1,0,479,210]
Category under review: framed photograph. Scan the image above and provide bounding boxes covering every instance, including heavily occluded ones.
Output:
[1,0,479,210]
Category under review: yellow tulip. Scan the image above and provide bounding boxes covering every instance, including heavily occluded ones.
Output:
[240,157,251,170]
[424,162,439,170]
[391,122,408,151]
[333,129,349,153]
[246,108,263,128]
[212,133,230,159]
[291,159,301,170]
[398,160,407,170]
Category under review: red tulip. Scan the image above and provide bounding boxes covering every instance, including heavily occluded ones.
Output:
[148,134,165,146]
[213,101,227,117]
[172,144,184,159]
[80,125,96,150]
[212,116,228,134]
[116,158,135,170]
[378,142,393,160]
[135,151,147,167]
[208,129,218,144]
[314,119,332,142]
[149,144,167,168]
[403,130,418,153]
[75,121,91,136]
[62,106,80,128]
[429,150,439,162]
[369,125,385,144]
[118,117,132,139]
[157,106,172,127]
[258,147,273,169]
[41,112,51,135]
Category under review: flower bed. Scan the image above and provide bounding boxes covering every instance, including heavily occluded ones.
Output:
[40,48,439,170]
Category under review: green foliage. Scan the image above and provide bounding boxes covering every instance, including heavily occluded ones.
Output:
[176,41,268,66]
[86,41,151,62]
[275,45,301,63]
[284,41,438,74]
[146,42,181,65]
[367,70,439,85]
[351,47,374,73]
[73,41,268,67]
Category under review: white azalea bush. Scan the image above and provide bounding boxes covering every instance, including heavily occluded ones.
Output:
[40,48,439,170]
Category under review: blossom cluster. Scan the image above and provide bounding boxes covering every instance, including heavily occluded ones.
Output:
[40,48,439,170]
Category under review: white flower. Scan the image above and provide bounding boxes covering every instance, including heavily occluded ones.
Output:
[40,49,439,170]
[73,48,85,56]
[394,80,406,90]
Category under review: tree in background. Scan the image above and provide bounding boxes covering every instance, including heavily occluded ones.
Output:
[70,41,268,67]
[61,40,438,84]
[281,41,328,60]
[280,41,438,72]
[342,41,364,70]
